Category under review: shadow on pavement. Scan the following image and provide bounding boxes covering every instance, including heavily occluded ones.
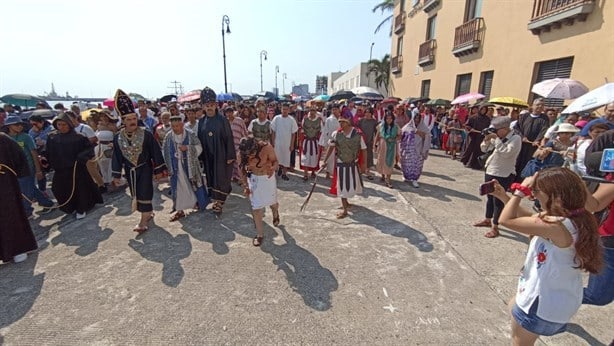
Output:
[565,323,606,346]
[347,205,434,252]
[396,181,481,202]
[50,206,114,257]
[0,253,45,329]
[129,225,192,287]
[180,212,238,255]
[260,225,338,311]
[497,229,530,245]
[421,171,456,182]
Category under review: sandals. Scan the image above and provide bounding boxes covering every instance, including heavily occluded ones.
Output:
[281,174,289,181]
[133,225,148,234]
[385,180,393,188]
[302,175,309,182]
[336,211,348,219]
[253,236,264,247]
[473,219,492,227]
[366,175,374,180]
[212,202,223,214]
[170,211,185,222]
[484,228,499,238]
[272,210,280,226]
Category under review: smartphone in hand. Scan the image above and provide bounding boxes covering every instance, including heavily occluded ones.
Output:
[479,181,495,195]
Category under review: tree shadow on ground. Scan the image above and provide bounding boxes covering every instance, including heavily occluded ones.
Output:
[259,225,338,311]
[395,181,481,202]
[565,323,606,346]
[346,205,434,252]
[49,206,113,257]
[128,225,191,288]
[0,253,44,329]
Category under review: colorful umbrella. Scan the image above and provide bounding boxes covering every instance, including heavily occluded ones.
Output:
[103,97,115,108]
[451,92,485,105]
[531,78,588,99]
[179,90,201,103]
[216,93,234,102]
[488,97,529,108]
[313,94,330,102]
[380,97,401,104]
[562,83,614,114]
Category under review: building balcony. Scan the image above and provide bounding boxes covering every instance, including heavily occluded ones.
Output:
[452,17,484,57]
[394,12,406,34]
[528,0,594,35]
[418,39,436,66]
[391,55,403,74]
[423,0,440,13]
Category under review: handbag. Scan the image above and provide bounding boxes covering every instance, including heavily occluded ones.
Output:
[477,149,494,169]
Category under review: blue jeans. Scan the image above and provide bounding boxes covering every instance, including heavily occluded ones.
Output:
[18,175,54,216]
[582,242,614,306]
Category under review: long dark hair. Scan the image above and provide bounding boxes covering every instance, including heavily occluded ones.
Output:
[383,111,396,135]
[238,136,264,172]
[535,167,603,274]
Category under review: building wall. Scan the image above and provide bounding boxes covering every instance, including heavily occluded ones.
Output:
[391,0,614,102]
[328,72,345,94]
[315,75,328,95]
[330,63,388,96]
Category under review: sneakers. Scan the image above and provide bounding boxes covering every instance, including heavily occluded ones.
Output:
[411,180,420,188]
[76,212,87,220]
[13,253,28,263]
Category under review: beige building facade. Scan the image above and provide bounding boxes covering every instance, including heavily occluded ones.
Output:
[390,0,614,107]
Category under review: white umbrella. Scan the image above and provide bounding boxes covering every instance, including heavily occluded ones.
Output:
[531,78,588,99]
[351,86,381,95]
[562,83,614,114]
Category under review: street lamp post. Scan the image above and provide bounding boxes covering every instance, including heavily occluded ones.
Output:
[368,42,375,87]
[282,73,287,95]
[221,15,231,93]
[259,50,268,92]
[275,65,279,97]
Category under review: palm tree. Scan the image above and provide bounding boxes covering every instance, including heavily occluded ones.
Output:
[367,54,391,94]
[372,0,395,35]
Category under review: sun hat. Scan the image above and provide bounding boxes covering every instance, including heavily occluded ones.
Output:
[555,123,580,133]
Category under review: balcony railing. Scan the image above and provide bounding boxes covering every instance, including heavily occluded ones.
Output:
[452,17,484,57]
[528,0,594,34]
[391,55,403,74]
[418,39,436,66]
[394,12,406,34]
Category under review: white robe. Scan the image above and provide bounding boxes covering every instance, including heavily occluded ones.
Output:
[319,115,340,175]
[270,114,298,167]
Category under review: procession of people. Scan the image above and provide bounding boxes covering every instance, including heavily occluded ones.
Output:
[1,87,613,344]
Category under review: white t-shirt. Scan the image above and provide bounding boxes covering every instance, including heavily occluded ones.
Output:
[75,123,96,139]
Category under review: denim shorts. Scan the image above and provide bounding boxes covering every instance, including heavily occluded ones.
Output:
[512,298,567,336]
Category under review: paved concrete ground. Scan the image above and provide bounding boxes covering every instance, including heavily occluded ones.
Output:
[1,150,612,345]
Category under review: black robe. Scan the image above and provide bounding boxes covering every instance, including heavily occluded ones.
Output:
[0,133,37,262]
[112,128,165,213]
[513,113,550,179]
[47,131,103,214]
[197,112,236,203]
[461,114,491,169]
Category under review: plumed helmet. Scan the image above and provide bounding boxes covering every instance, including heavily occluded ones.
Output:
[114,89,136,118]
[200,87,217,104]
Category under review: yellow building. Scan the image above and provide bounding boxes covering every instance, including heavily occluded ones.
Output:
[390,0,614,107]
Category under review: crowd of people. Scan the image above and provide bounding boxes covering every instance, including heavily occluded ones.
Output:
[1,89,613,344]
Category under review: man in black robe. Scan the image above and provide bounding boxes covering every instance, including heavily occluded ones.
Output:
[47,112,103,219]
[461,105,491,169]
[0,133,37,263]
[111,89,166,233]
[197,87,236,214]
[513,98,549,181]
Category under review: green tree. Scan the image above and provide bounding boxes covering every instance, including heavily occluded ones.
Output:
[367,54,391,94]
[372,0,395,35]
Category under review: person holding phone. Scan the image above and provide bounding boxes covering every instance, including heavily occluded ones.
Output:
[473,116,521,238]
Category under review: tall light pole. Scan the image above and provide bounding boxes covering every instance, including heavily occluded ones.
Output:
[259,50,268,92]
[282,73,287,95]
[221,15,231,93]
[368,42,375,87]
[275,65,279,97]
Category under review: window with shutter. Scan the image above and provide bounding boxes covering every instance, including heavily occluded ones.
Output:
[421,80,431,99]
[455,73,472,97]
[479,71,494,100]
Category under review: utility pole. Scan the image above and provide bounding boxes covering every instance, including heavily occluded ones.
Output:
[169,81,182,95]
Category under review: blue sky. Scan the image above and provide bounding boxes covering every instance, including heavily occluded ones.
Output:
[0,0,392,98]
